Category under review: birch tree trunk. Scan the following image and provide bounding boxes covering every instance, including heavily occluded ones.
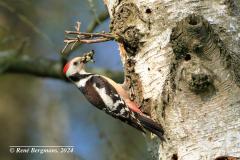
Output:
[103,0,240,159]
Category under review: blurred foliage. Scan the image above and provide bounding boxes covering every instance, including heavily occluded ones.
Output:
[0,0,150,160]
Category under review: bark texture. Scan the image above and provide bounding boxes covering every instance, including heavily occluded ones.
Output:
[104,0,240,160]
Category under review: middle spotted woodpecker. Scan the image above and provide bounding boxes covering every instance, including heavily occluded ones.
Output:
[63,51,164,139]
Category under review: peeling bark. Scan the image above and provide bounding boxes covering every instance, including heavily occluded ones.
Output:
[104,0,240,160]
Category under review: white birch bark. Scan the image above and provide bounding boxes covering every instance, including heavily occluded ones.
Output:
[104,0,240,160]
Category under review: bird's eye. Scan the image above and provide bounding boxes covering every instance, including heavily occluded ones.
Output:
[73,62,78,66]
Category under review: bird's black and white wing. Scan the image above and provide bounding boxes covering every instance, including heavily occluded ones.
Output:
[73,74,145,132]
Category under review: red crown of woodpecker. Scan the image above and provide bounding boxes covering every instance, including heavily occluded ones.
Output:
[63,62,70,74]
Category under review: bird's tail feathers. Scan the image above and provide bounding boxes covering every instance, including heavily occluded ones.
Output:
[137,114,164,141]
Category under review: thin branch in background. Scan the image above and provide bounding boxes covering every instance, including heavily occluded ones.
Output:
[87,11,109,33]
[87,0,101,24]
[0,1,55,48]
[17,38,31,54]
[62,21,117,54]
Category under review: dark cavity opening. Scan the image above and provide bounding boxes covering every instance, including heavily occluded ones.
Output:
[215,156,236,160]
[184,54,191,61]
[145,8,152,14]
[171,154,178,160]
[189,16,198,25]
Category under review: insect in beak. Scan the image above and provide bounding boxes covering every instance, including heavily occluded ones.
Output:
[82,50,95,64]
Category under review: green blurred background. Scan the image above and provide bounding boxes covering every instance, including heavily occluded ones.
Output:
[0,0,150,160]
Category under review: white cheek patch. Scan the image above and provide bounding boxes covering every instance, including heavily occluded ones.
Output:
[66,66,76,77]
[76,76,92,87]
[93,83,114,109]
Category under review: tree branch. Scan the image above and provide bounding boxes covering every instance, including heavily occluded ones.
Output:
[62,20,116,53]
[0,50,123,82]
[63,11,109,55]
[0,51,64,79]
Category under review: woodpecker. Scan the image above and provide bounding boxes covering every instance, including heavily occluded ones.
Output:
[63,51,164,139]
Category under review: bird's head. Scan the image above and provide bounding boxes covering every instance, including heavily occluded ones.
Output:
[63,50,94,78]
